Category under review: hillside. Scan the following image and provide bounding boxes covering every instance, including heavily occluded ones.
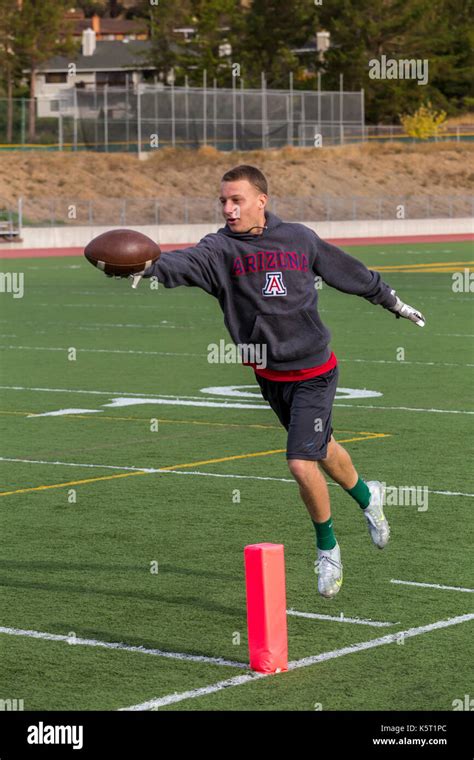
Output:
[0,142,472,222]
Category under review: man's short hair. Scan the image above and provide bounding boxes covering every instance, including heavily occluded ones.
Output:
[221,165,268,195]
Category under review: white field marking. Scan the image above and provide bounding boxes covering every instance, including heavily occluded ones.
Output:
[27,399,268,412]
[0,344,204,358]
[435,333,474,338]
[2,384,474,416]
[29,409,103,417]
[0,457,156,472]
[0,385,267,405]
[0,463,471,499]
[338,358,474,368]
[1,343,473,368]
[287,610,399,627]
[120,613,474,710]
[0,626,247,669]
[1,457,473,498]
[334,403,474,415]
[201,385,382,400]
[391,579,474,593]
[101,397,267,410]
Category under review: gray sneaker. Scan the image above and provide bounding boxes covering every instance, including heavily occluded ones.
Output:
[314,542,343,599]
[364,481,390,549]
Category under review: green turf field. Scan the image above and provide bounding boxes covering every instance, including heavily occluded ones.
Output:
[0,241,473,711]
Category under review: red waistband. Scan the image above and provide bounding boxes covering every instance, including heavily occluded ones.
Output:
[248,351,338,382]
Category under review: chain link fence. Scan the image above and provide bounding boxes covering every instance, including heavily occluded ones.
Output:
[2,87,471,152]
[1,84,365,151]
[9,195,473,228]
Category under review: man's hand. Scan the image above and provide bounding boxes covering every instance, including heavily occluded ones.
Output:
[391,294,426,327]
[105,271,145,289]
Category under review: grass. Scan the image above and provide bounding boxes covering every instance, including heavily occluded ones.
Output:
[0,241,472,711]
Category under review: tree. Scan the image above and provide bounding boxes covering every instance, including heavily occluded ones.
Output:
[14,0,76,140]
[317,0,473,122]
[235,0,319,88]
[188,0,245,86]
[134,0,194,84]
[0,0,21,142]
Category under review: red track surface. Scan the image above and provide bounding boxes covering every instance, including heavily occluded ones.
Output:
[0,234,472,259]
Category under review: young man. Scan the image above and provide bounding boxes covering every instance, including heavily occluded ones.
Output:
[111,165,425,599]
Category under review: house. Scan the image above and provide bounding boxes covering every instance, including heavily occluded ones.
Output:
[34,30,158,117]
[65,8,149,41]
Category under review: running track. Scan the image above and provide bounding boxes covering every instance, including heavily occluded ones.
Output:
[0,234,472,259]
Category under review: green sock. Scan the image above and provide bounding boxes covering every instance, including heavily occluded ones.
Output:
[346,476,371,509]
[312,517,337,551]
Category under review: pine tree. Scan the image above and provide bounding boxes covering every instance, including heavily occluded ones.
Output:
[236,0,318,88]
[14,0,76,140]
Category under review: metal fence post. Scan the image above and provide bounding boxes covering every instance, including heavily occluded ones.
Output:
[318,71,321,146]
[21,98,26,146]
[104,85,108,152]
[185,75,189,147]
[58,101,63,151]
[125,74,130,150]
[289,71,294,146]
[153,82,158,152]
[232,71,237,151]
[240,78,245,147]
[360,88,365,143]
[18,197,23,237]
[213,77,217,148]
[73,87,78,151]
[203,69,207,147]
[137,83,142,155]
[171,75,176,148]
[261,71,266,149]
[339,73,344,145]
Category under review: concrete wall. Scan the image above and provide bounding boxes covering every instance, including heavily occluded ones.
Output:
[1,217,472,249]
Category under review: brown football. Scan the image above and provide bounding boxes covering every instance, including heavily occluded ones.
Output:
[84,229,161,276]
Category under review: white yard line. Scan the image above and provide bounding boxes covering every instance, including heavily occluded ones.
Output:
[0,385,265,405]
[1,457,473,498]
[0,384,473,414]
[1,344,473,368]
[338,358,474,368]
[287,610,398,627]
[0,626,247,669]
[0,344,204,358]
[334,403,474,415]
[391,579,474,594]
[120,613,474,710]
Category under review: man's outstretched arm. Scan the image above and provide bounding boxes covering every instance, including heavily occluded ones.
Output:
[107,237,221,296]
[312,233,426,327]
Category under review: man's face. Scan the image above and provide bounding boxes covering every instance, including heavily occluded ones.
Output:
[219,179,267,234]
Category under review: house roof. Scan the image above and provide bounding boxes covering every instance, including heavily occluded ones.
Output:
[37,40,156,73]
[73,18,148,36]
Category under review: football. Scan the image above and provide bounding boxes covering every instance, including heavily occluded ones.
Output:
[84,229,161,276]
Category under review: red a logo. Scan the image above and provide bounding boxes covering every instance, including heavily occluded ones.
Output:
[262,271,287,297]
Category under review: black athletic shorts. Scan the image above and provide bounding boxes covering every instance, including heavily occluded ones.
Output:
[255,365,339,461]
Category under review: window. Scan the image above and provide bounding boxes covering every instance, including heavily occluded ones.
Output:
[45,72,68,83]
[96,71,127,87]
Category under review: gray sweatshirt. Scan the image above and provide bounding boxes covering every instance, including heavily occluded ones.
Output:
[144,211,397,370]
